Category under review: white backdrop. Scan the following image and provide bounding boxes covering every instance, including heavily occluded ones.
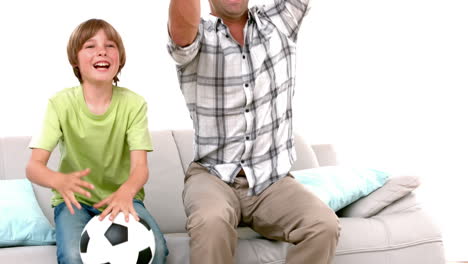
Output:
[1,0,467,260]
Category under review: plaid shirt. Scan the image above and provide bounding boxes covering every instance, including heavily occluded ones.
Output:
[168,0,310,195]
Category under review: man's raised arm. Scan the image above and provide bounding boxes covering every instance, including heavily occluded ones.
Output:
[169,0,200,47]
[263,0,311,42]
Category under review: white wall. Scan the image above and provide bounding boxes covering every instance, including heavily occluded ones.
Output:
[1,0,467,260]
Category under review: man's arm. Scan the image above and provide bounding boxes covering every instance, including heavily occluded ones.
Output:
[169,0,201,47]
[263,0,311,41]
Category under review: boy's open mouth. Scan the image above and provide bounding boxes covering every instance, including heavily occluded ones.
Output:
[93,62,110,69]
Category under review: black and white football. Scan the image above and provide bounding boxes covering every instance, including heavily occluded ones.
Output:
[80,213,155,264]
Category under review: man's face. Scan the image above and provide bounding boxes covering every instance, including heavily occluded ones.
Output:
[209,0,249,20]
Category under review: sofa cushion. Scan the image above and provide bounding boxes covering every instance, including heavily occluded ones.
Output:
[0,245,57,264]
[172,129,195,173]
[0,179,55,247]
[1,136,60,225]
[339,175,421,217]
[290,133,320,170]
[291,166,389,211]
[145,130,188,233]
[376,192,421,216]
[163,210,444,264]
[0,137,31,181]
[0,139,4,180]
[311,144,338,167]
[0,212,445,264]
[165,232,291,264]
[334,211,444,264]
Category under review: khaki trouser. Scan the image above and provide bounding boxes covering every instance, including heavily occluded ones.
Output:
[183,163,341,264]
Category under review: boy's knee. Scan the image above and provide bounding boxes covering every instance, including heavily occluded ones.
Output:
[156,241,169,256]
[151,237,169,264]
[58,250,83,264]
[153,231,169,256]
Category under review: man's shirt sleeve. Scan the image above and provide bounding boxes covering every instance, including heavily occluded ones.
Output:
[262,0,311,42]
[167,23,204,67]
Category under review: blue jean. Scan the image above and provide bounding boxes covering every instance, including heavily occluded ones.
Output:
[54,200,168,264]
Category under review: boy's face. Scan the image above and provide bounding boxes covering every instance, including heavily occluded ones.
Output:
[209,0,249,21]
[77,29,120,85]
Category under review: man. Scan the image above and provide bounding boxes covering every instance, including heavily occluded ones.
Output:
[167,0,340,263]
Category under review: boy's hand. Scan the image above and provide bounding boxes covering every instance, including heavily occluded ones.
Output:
[93,185,139,222]
[55,168,94,215]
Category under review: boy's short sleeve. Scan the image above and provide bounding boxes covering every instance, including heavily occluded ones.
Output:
[29,100,62,152]
[126,102,153,152]
[167,23,203,66]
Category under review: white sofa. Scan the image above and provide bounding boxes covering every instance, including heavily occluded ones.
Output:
[0,129,446,264]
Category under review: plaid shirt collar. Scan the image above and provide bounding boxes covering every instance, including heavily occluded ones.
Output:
[205,7,274,43]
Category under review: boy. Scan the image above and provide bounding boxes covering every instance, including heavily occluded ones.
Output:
[26,18,168,264]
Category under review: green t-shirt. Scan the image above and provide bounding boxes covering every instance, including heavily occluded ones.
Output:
[29,86,153,209]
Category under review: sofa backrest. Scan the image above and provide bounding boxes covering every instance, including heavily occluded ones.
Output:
[0,129,337,233]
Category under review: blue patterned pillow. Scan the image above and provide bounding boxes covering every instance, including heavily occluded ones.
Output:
[0,179,55,247]
[291,166,390,211]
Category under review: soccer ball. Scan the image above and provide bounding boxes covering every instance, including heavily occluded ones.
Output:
[80,213,155,264]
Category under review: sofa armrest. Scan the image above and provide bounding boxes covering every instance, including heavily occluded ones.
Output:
[337,175,421,218]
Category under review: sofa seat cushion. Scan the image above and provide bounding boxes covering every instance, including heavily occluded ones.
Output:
[165,232,290,264]
[335,210,444,264]
[163,210,444,264]
[0,246,57,264]
[0,212,444,264]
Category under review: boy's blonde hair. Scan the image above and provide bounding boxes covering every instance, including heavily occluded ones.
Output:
[67,19,126,84]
